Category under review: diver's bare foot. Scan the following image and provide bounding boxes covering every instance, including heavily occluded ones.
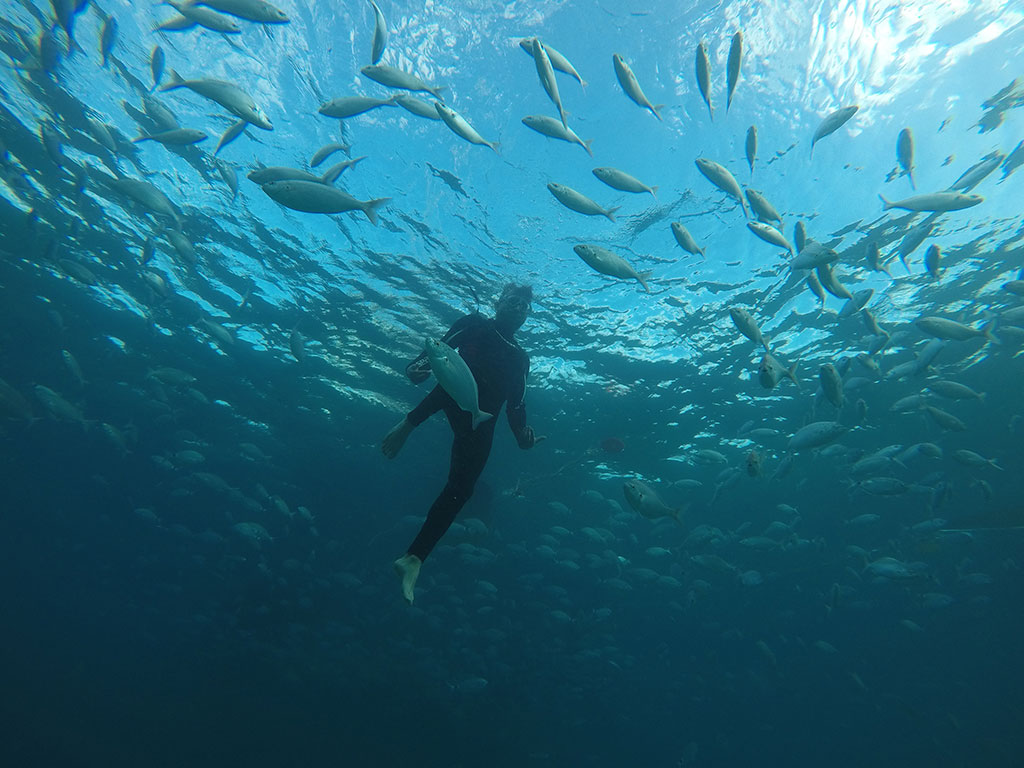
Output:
[393,554,422,604]
[381,417,413,459]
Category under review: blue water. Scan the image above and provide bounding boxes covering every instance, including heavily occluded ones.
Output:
[1,0,1023,765]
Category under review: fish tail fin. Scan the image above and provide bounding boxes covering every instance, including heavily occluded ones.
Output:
[637,271,651,293]
[582,139,594,157]
[488,141,501,155]
[131,135,149,143]
[981,320,1001,345]
[909,172,916,190]
[579,79,588,91]
[649,185,659,200]
[605,206,620,222]
[788,361,800,390]
[652,104,664,121]
[362,197,391,226]
[878,193,893,210]
[430,86,447,101]
[159,68,184,92]
[472,410,494,430]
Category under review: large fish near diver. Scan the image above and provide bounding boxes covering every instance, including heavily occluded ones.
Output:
[424,339,493,429]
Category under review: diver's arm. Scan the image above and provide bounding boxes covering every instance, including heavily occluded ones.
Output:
[405,314,478,383]
[507,357,536,449]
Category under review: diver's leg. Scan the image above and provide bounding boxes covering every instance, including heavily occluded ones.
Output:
[396,421,494,603]
[393,553,422,604]
[381,386,449,459]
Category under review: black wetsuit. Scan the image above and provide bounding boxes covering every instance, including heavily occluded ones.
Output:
[404,313,532,561]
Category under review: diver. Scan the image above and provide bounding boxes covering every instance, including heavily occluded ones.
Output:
[381,283,541,604]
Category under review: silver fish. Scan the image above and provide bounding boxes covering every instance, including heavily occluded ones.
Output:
[695,41,712,119]
[217,160,238,200]
[360,64,444,99]
[573,244,648,291]
[729,307,769,350]
[747,221,792,253]
[788,421,847,451]
[395,94,442,121]
[758,353,798,390]
[160,70,272,130]
[744,188,781,225]
[368,0,387,63]
[671,222,704,257]
[318,94,397,119]
[521,115,592,156]
[165,1,242,33]
[806,271,826,309]
[865,242,891,276]
[517,39,586,89]
[261,180,389,225]
[214,120,247,155]
[924,244,941,279]
[624,479,681,520]
[435,102,499,153]
[880,191,982,212]
[746,125,757,175]
[820,363,844,408]
[949,151,1004,192]
[548,183,618,221]
[916,317,998,343]
[726,31,743,112]
[896,128,915,189]
[612,53,662,121]
[695,157,748,216]
[815,263,853,300]
[810,105,859,157]
[791,241,839,270]
[133,127,207,145]
[310,142,352,167]
[531,37,567,129]
[592,167,657,198]
[794,220,807,252]
[196,0,289,23]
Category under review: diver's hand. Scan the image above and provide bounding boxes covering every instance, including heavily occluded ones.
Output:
[518,426,545,449]
[382,417,414,459]
[406,357,431,384]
